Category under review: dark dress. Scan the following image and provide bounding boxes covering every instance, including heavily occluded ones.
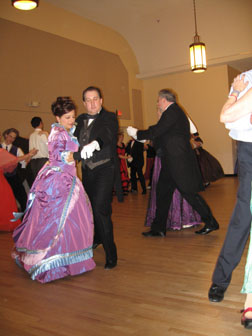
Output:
[193,136,224,183]
[117,143,130,194]
[197,147,224,183]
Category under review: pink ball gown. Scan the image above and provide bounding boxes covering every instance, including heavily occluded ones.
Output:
[12,124,95,283]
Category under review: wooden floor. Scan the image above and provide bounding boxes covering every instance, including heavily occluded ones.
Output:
[0,177,250,336]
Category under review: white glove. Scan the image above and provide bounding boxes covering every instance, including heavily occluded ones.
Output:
[81,141,100,160]
[127,126,138,139]
[188,117,197,134]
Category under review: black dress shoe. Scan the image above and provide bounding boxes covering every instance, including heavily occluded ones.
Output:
[195,226,219,235]
[92,243,101,249]
[142,190,147,195]
[142,230,166,237]
[104,260,117,270]
[195,217,219,235]
[208,216,219,229]
[208,283,226,302]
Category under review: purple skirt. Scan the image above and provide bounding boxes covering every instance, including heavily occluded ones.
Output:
[12,164,95,283]
[145,157,201,230]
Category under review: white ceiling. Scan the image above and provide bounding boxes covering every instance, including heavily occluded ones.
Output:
[44,0,252,77]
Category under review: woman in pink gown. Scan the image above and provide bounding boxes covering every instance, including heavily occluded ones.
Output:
[12,97,95,283]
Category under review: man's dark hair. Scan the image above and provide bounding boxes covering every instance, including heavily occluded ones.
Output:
[82,86,102,102]
[158,89,176,103]
[31,117,42,128]
[3,128,19,138]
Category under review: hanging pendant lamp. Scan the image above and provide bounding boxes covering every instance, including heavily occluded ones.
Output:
[189,0,207,73]
[12,0,39,11]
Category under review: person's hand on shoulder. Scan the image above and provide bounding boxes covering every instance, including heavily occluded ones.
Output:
[38,130,49,138]
[29,148,38,157]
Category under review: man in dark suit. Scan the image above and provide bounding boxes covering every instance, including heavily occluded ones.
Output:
[73,86,122,270]
[13,134,34,187]
[126,138,146,194]
[127,89,219,236]
[1,128,28,212]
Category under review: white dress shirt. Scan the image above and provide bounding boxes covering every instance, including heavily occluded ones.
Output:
[225,69,252,142]
[29,128,49,159]
[1,142,26,168]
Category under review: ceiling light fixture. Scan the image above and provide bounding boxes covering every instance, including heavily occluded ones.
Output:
[12,0,39,11]
[189,0,206,73]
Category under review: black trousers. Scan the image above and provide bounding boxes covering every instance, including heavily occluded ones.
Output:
[151,165,213,233]
[212,141,252,289]
[29,158,48,186]
[82,162,117,263]
[6,174,27,212]
[130,165,146,192]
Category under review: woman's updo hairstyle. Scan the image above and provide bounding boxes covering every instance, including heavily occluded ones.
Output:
[51,97,76,117]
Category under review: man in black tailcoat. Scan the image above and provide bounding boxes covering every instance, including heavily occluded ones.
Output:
[126,138,146,194]
[73,86,122,270]
[127,89,219,236]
